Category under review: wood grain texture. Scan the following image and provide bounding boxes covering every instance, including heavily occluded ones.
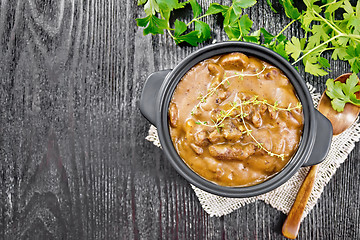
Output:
[0,0,359,239]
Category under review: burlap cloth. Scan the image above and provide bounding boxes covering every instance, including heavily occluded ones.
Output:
[145,83,360,219]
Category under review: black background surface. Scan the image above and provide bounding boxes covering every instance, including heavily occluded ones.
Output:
[0,0,359,239]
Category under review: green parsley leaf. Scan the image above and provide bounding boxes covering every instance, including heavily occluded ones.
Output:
[138,0,147,5]
[224,22,240,40]
[332,47,348,60]
[275,41,289,61]
[239,14,253,36]
[303,0,316,8]
[195,20,211,41]
[307,25,329,48]
[243,29,260,43]
[260,28,275,44]
[174,31,201,46]
[300,11,314,31]
[205,3,229,15]
[326,73,360,112]
[233,2,243,16]
[345,45,360,73]
[318,56,330,69]
[224,7,240,26]
[304,56,328,76]
[136,15,168,35]
[280,0,301,19]
[324,0,344,14]
[174,19,187,37]
[189,0,202,18]
[277,34,287,43]
[233,0,257,9]
[144,0,159,16]
[157,0,186,11]
[343,0,354,15]
[285,36,302,61]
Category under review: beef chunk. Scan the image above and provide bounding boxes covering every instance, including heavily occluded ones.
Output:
[222,121,243,142]
[209,144,256,161]
[208,130,225,144]
[251,111,262,128]
[264,68,280,80]
[268,107,279,119]
[219,53,249,70]
[259,104,267,114]
[168,102,179,127]
[208,63,224,85]
[194,130,209,147]
[190,143,203,155]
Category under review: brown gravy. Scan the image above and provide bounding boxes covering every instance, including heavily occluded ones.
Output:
[169,53,304,187]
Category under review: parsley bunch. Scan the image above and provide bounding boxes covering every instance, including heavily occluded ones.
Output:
[281,0,360,76]
[136,0,258,46]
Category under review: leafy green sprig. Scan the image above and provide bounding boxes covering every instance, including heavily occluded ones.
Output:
[136,0,258,46]
[326,73,360,112]
[280,0,360,76]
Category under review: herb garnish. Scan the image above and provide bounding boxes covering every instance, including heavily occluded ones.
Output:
[326,73,360,112]
[196,96,300,160]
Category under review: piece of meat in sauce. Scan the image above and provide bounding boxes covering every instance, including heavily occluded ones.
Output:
[208,63,224,85]
[222,119,243,142]
[247,57,264,74]
[251,111,262,128]
[194,130,209,147]
[218,53,249,71]
[168,102,179,127]
[190,143,203,155]
[184,119,209,154]
[209,143,256,161]
[208,130,225,144]
[268,107,279,119]
[263,68,289,86]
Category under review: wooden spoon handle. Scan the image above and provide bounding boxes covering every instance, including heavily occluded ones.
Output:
[282,164,320,239]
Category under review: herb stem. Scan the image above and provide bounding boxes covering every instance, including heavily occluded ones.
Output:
[313,10,343,35]
[292,35,341,65]
[167,29,175,39]
[319,1,338,9]
[186,15,209,27]
[274,19,297,39]
[216,104,239,127]
[191,69,266,114]
[238,99,285,160]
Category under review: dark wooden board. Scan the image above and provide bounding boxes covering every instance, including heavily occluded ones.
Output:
[0,0,359,239]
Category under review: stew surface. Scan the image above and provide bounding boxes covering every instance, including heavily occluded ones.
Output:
[169,53,304,187]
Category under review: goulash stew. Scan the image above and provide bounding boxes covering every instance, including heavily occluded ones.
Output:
[169,53,304,187]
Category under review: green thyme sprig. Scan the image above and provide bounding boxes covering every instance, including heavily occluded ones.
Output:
[238,99,285,160]
[195,96,301,160]
[191,75,231,115]
[251,96,302,112]
[195,96,302,130]
[191,69,266,115]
